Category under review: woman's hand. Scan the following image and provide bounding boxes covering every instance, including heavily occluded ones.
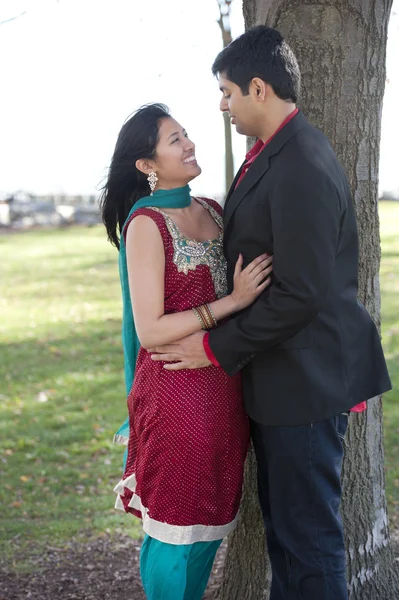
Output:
[230,253,273,311]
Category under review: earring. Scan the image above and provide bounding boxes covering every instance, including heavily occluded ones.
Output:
[147,171,158,196]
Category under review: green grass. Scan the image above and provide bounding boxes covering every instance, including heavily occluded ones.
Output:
[0,227,141,564]
[0,203,397,566]
[379,202,399,517]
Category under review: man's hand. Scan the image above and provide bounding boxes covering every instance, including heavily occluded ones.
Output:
[149,331,211,370]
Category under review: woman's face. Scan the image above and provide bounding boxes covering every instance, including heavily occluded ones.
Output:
[148,117,201,190]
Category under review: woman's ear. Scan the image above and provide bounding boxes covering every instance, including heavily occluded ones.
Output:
[135,159,155,175]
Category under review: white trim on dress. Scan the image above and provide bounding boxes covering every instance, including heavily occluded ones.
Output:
[113,474,238,545]
[113,433,129,446]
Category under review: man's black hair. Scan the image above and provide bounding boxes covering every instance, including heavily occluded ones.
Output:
[212,26,300,103]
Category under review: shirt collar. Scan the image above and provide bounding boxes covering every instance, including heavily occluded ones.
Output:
[244,107,300,162]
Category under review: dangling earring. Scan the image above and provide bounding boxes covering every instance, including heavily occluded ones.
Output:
[147,171,158,196]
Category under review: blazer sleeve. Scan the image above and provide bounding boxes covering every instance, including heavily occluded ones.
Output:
[208,161,344,376]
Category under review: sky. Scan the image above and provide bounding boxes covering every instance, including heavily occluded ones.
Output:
[0,0,398,198]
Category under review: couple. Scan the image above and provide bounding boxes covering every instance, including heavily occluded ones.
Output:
[101,26,391,600]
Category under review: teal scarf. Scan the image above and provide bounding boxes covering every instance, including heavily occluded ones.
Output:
[113,185,192,453]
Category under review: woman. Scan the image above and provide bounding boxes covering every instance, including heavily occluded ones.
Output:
[100,103,273,600]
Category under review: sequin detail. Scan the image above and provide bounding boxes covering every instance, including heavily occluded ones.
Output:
[150,198,228,299]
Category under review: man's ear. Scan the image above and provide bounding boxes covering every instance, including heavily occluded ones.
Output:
[136,159,155,175]
[251,77,268,102]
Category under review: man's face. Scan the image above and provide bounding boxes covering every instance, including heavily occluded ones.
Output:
[218,72,259,137]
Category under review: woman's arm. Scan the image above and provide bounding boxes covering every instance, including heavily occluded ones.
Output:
[126,215,271,349]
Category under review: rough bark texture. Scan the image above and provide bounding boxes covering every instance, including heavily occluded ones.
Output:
[216,448,271,599]
[218,1,399,598]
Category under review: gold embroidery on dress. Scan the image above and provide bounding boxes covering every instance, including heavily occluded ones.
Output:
[149,199,228,299]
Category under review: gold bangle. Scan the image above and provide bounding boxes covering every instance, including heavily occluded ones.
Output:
[206,303,218,327]
[197,305,213,330]
[201,304,215,329]
[192,307,207,330]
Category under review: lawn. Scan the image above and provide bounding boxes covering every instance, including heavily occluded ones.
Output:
[0,227,141,565]
[0,202,397,567]
[379,202,399,514]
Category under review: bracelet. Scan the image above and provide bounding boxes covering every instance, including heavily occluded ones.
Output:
[201,304,217,329]
[193,304,218,330]
[192,307,207,330]
[206,303,218,327]
[197,305,213,330]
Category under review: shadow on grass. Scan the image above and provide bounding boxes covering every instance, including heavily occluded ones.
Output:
[0,319,122,380]
[0,321,132,549]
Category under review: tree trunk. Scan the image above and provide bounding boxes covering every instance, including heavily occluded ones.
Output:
[218,1,399,598]
[223,110,235,195]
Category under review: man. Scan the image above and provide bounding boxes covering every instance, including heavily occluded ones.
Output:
[150,26,391,599]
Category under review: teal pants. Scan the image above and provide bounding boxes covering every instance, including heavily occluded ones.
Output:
[140,535,222,599]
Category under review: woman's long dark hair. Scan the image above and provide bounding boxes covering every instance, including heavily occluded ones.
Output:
[99,103,170,249]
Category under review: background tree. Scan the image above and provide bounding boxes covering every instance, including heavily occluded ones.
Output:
[217,0,235,194]
[217,1,399,598]
[0,11,26,26]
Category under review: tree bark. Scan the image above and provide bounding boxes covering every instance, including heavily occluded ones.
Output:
[216,448,271,599]
[218,1,399,598]
[223,110,235,195]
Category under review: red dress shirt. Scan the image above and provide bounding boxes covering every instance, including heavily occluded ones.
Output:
[203,108,366,413]
[235,108,299,189]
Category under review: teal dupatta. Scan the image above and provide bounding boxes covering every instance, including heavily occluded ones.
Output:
[113,185,192,459]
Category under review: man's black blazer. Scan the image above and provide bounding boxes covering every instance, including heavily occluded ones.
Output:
[208,110,391,426]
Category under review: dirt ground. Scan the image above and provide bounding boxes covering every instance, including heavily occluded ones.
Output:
[0,534,225,600]
[1,531,398,600]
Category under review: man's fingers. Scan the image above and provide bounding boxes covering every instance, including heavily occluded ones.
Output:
[163,362,187,371]
[151,353,181,362]
[148,345,178,354]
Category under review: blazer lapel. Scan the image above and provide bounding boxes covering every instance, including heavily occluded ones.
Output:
[223,110,308,232]
[224,161,245,209]
[224,151,270,231]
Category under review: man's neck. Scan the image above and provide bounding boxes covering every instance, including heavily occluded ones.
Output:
[258,103,297,143]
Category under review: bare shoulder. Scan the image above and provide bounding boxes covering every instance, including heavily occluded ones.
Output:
[126,213,163,248]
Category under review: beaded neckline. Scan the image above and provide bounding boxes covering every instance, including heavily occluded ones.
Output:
[149,198,227,297]
[150,198,223,245]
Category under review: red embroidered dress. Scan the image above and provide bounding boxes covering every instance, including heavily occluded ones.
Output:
[114,198,250,545]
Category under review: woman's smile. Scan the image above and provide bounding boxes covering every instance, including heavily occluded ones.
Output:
[183,154,198,166]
